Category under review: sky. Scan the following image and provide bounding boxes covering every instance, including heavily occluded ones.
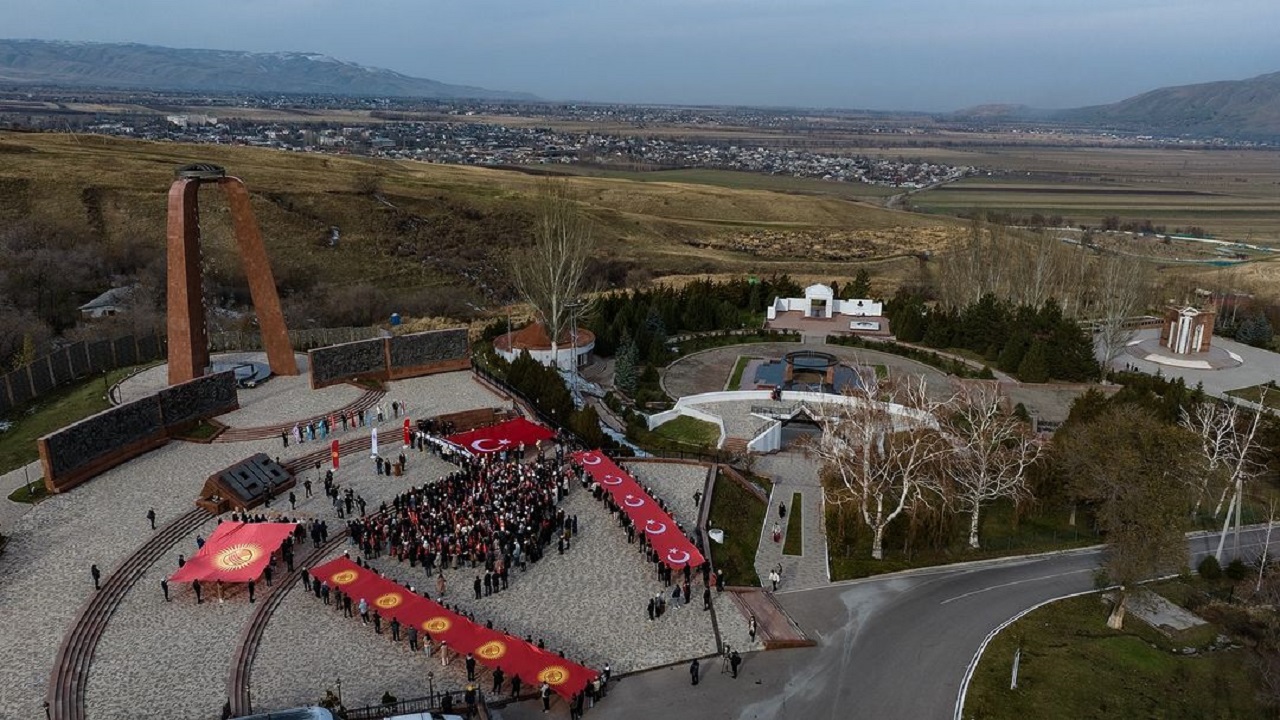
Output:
[6,0,1280,111]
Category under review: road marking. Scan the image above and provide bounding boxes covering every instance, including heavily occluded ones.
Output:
[940,568,1093,605]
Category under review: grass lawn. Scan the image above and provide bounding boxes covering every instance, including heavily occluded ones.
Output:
[726,356,760,391]
[1226,383,1280,410]
[708,469,768,586]
[826,500,1102,581]
[653,415,722,448]
[783,492,803,556]
[964,592,1264,719]
[0,366,141,479]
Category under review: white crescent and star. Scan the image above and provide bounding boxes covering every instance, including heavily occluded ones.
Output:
[581,454,602,466]
[645,520,667,535]
[470,438,512,453]
[666,548,691,565]
[602,475,623,486]
[624,495,645,508]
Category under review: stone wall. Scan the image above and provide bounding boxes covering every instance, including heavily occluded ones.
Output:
[308,337,389,389]
[387,328,470,379]
[39,372,240,492]
[308,329,471,388]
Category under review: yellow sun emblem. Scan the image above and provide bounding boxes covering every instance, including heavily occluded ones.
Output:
[538,665,570,685]
[423,616,451,634]
[332,569,359,585]
[214,543,261,571]
[375,593,403,609]
[477,640,507,660]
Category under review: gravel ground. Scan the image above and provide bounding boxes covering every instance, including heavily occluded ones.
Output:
[0,370,509,720]
[83,517,251,720]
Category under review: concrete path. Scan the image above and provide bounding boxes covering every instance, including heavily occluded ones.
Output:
[751,452,828,591]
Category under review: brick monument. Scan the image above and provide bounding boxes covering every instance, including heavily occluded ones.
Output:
[166,164,299,385]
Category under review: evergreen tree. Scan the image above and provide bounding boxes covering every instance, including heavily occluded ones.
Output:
[849,268,872,298]
[614,332,638,396]
[997,332,1029,374]
[1017,339,1051,383]
[568,406,605,449]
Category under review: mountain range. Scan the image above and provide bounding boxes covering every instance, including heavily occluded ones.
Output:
[956,71,1280,140]
[0,39,536,100]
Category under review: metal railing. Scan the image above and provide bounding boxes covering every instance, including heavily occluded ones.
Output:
[343,689,486,720]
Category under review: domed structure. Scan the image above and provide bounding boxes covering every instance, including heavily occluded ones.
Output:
[494,321,595,370]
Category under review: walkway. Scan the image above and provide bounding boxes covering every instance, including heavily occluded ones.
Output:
[751,452,828,592]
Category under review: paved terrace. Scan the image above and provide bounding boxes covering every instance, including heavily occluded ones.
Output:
[0,361,738,719]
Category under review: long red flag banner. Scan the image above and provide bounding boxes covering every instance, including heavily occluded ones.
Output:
[572,451,706,570]
[310,556,596,700]
[446,417,556,455]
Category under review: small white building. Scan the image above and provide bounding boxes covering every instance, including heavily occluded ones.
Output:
[494,322,595,370]
[766,284,883,322]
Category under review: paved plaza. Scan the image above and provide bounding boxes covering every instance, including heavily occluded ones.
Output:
[0,357,758,719]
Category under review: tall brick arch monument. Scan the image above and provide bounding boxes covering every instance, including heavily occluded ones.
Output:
[166,164,299,385]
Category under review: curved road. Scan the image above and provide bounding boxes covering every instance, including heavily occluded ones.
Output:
[543,528,1277,720]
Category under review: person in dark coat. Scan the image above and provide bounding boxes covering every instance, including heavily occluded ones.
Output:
[690,658,700,685]
[730,650,742,678]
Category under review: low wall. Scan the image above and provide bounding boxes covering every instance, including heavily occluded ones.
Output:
[309,328,471,389]
[39,371,239,493]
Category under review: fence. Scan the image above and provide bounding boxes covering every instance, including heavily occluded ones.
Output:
[0,334,166,418]
[343,689,488,720]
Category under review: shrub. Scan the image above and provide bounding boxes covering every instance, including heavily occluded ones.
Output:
[1225,558,1250,582]
[1198,555,1222,581]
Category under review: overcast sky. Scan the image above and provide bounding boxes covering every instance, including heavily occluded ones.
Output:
[7,0,1280,110]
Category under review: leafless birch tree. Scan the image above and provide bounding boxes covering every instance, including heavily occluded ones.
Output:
[1091,255,1151,371]
[814,373,949,560]
[1181,395,1268,562]
[941,382,1042,549]
[508,181,595,364]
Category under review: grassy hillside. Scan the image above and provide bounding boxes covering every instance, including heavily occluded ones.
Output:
[0,130,962,319]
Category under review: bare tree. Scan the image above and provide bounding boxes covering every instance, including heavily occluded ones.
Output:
[1179,396,1268,563]
[941,382,1042,549]
[814,371,949,560]
[1091,255,1151,372]
[508,181,595,367]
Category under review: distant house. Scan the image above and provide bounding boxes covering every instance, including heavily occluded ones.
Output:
[78,286,139,319]
[493,321,594,370]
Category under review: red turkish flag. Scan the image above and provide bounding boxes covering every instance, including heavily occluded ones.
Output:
[403,418,411,448]
[330,439,340,471]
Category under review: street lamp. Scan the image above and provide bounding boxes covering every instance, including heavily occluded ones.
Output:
[566,300,586,398]
[335,676,342,705]
[428,671,435,703]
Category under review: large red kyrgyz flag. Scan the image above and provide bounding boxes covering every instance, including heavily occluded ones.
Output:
[446,417,556,455]
[310,556,596,699]
[572,451,705,570]
[169,521,297,583]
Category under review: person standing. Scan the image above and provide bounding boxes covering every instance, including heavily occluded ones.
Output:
[160,577,170,601]
[304,479,313,498]
[540,682,551,712]
[91,564,101,591]
[511,673,522,699]
[391,616,401,641]
[407,625,418,651]
[730,650,742,678]
[690,658,700,686]
[193,580,203,604]
[465,652,477,681]
[749,614,758,643]
[769,568,780,592]
[289,491,297,510]
[248,580,256,604]
[492,667,504,694]
[703,586,712,611]
[147,508,156,530]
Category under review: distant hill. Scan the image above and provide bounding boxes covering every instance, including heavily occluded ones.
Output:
[954,72,1280,140]
[0,39,536,100]
[1059,71,1280,139]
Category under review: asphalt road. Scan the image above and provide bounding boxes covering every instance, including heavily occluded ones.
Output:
[496,527,1280,720]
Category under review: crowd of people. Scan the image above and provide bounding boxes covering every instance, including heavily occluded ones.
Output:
[344,449,576,588]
